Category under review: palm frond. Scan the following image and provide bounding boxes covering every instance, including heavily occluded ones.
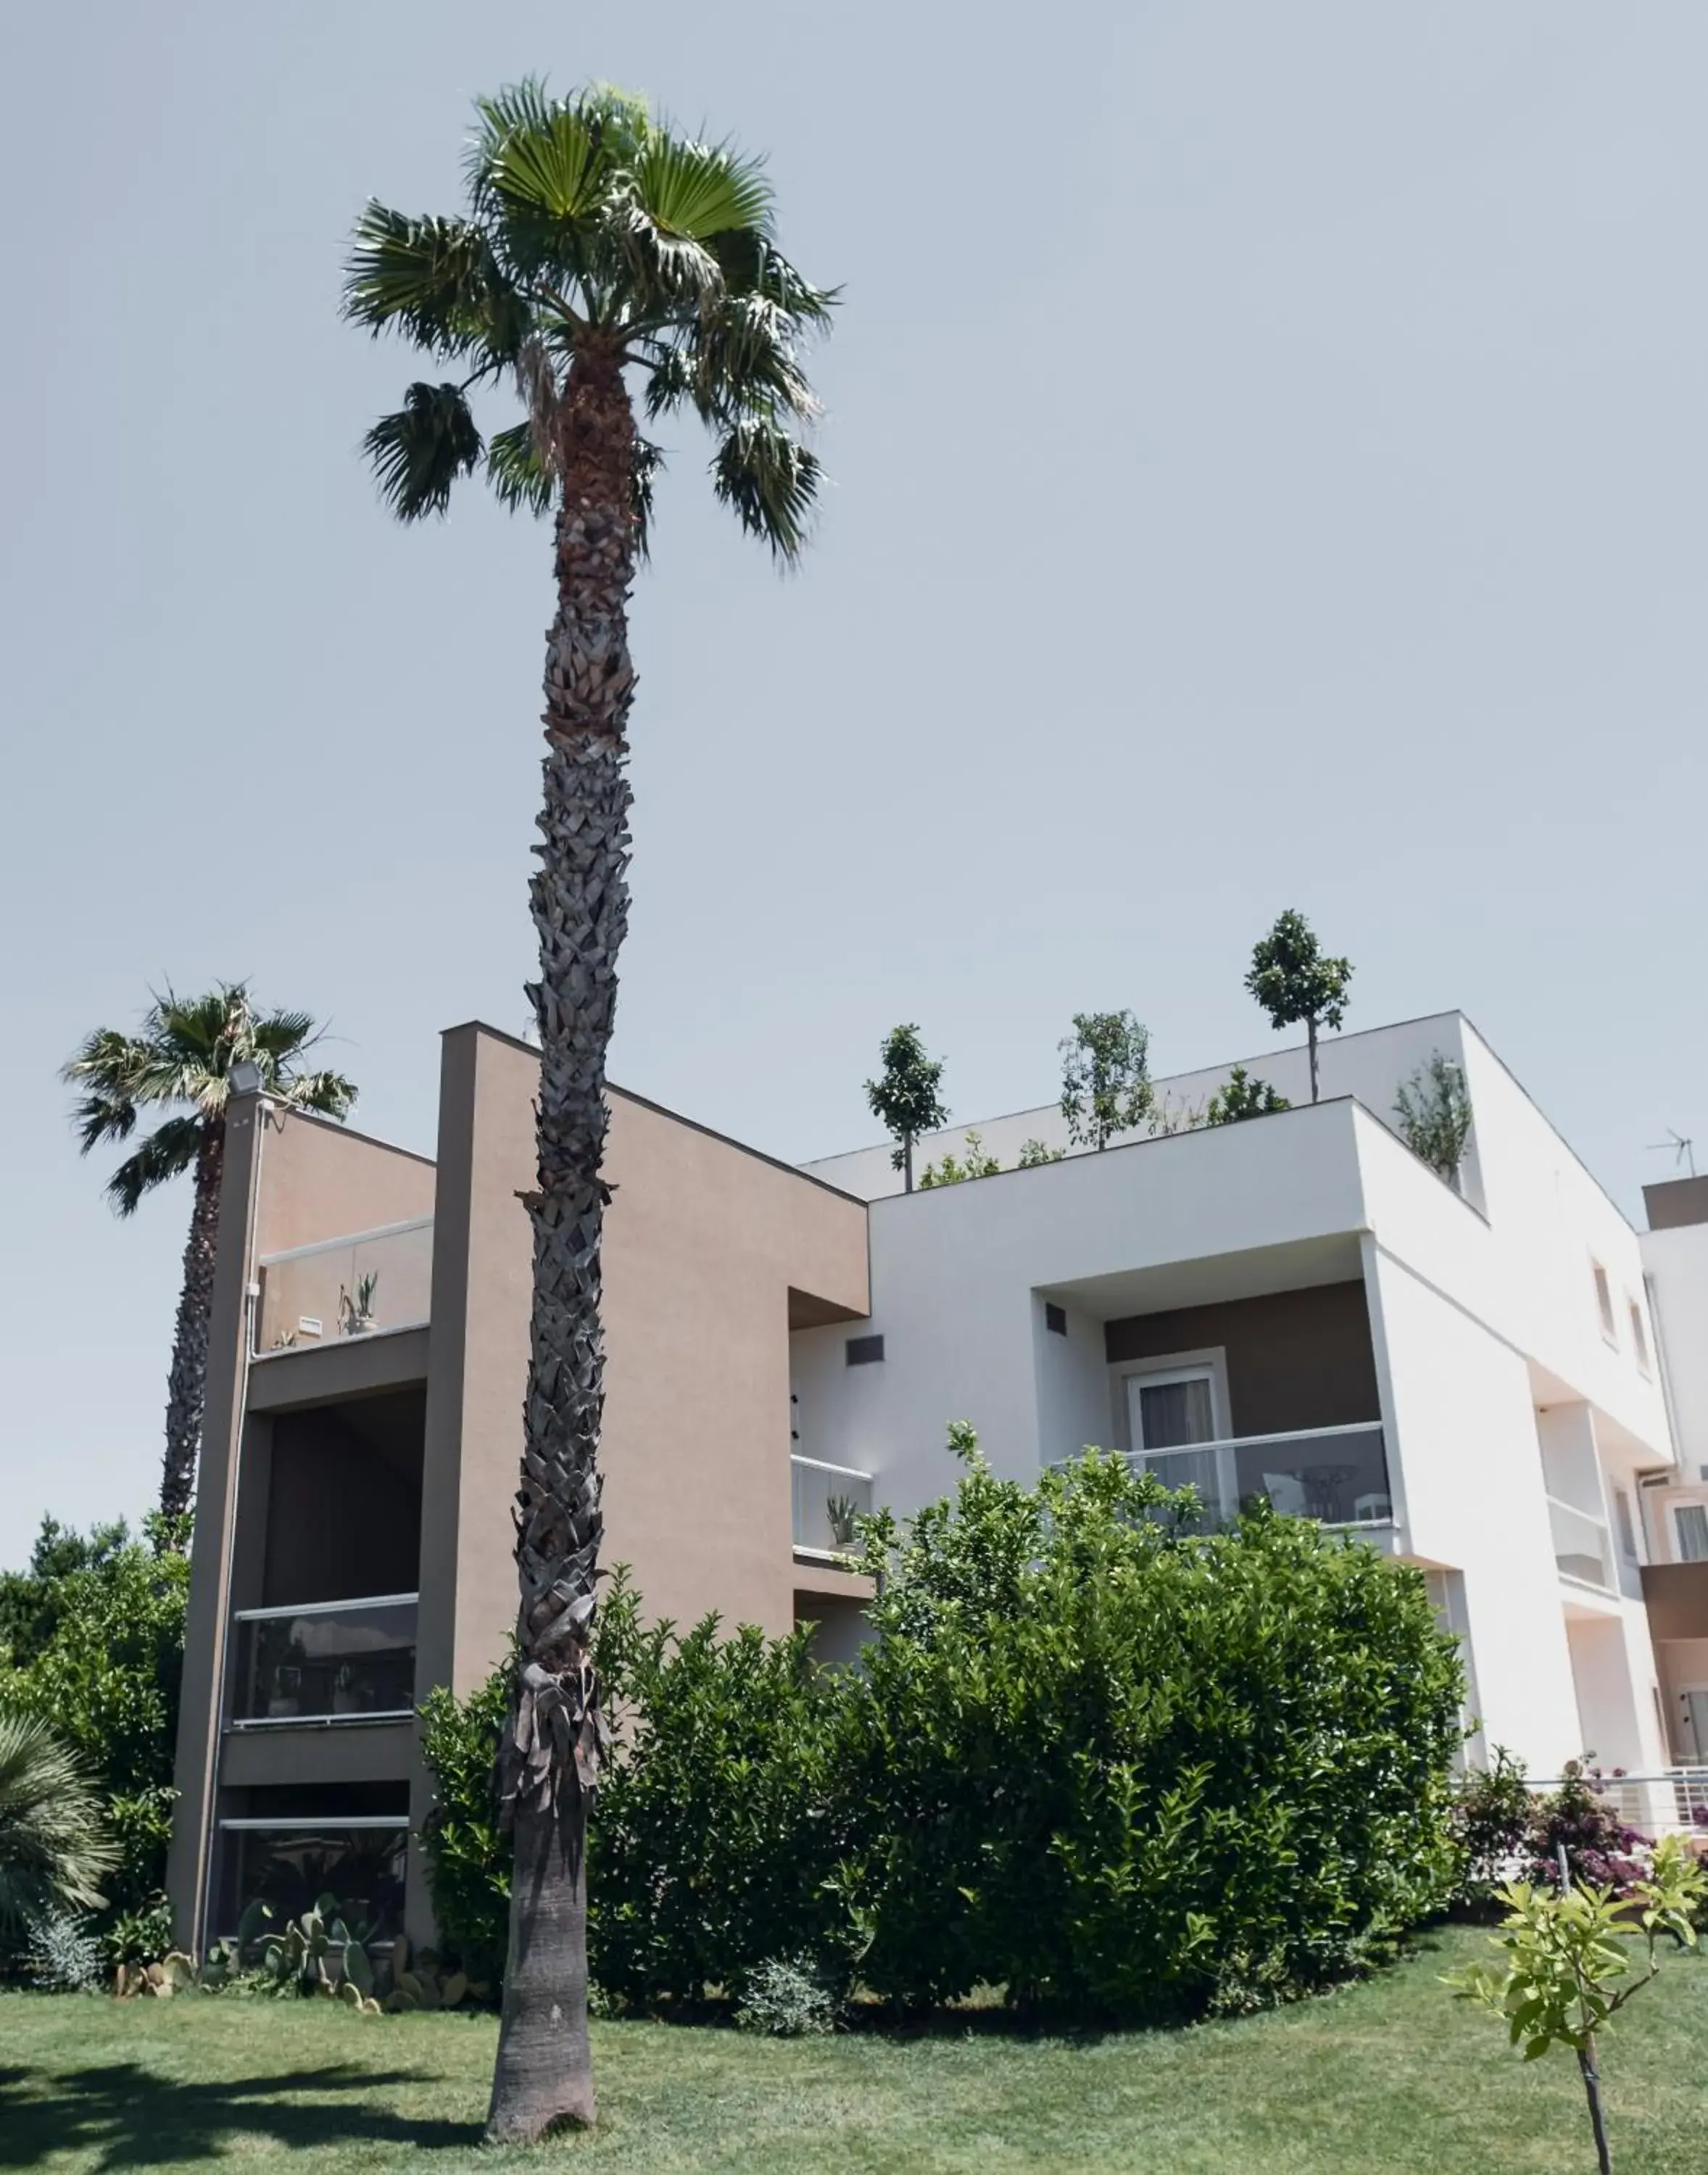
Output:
[609,188,724,313]
[632,436,664,560]
[362,383,484,521]
[62,1029,152,1150]
[687,292,821,426]
[151,984,252,1066]
[0,1710,120,1929]
[107,1115,204,1218]
[630,132,773,241]
[641,347,694,420]
[481,95,608,220]
[709,227,837,331]
[247,1008,318,1059]
[275,1068,358,1119]
[67,1088,138,1154]
[711,420,822,562]
[344,205,529,369]
[487,422,557,516]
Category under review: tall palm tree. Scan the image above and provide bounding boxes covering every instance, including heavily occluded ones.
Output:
[342,81,831,2140]
[63,985,356,1530]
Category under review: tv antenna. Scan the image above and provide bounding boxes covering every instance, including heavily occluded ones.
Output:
[1646,1128,1697,1178]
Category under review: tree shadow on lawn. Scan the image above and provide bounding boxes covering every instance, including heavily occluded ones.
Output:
[0,2060,484,2170]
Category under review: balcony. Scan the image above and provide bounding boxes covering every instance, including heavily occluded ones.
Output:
[1549,1498,1613,1592]
[1128,1422,1393,1529]
[231,1595,418,1727]
[792,1456,873,1558]
[215,1816,409,1942]
[255,1218,434,1354]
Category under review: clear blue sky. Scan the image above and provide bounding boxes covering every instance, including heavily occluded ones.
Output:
[2,4,1704,1566]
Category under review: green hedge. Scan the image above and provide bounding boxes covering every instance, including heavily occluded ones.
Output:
[0,1517,188,1924]
[420,1438,1464,2021]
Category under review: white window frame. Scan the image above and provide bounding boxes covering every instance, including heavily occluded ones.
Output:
[1675,1684,1708,1765]
[1109,1348,1232,1457]
[1673,1500,1708,1565]
[1627,1295,1652,1378]
[1591,1259,1618,1347]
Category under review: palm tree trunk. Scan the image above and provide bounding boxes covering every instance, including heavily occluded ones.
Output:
[159,1126,223,1534]
[486,347,634,2146]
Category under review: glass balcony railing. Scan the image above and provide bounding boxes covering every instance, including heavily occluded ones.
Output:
[231,1596,418,1726]
[255,1218,434,1354]
[215,1818,409,1944]
[792,1457,873,1555]
[1549,1497,1613,1591]
[1129,1422,1393,1529]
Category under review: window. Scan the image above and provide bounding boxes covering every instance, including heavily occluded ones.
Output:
[1591,1262,1617,1344]
[1629,1300,1651,1375]
[1045,1303,1068,1337]
[1127,1367,1218,1451]
[1613,1488,1638,1562]
[845,1334,884,1367]
[1675,1504,1708,1564]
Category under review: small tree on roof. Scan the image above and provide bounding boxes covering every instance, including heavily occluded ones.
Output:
[1059,1011,1153,1151]
[1245,910,1353,1103]
[865,1025,948,1193]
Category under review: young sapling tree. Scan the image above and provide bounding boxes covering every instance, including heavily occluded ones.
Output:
[864,1025,948,1193]
[1059,1011,1153,1151]
[1448,1832,1707,2175]
[1245,911,1353,1102]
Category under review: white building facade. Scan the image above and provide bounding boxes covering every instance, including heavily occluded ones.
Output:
[1638,1174,1708,1765]
[791,1014,1678,1784]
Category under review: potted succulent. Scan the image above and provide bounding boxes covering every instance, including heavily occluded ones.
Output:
[825,1493,861,1549]
[338,1272,379,1336]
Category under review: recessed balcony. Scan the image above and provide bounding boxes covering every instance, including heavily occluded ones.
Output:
[792,1455,873,1559]
[254,1218,434,1355]
[1124,1421,1393,1529]
[1549,1497,1614,1593]
[230,1594,418,1728]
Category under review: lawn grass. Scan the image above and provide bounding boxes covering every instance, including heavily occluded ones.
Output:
[2,1923,1704,2174]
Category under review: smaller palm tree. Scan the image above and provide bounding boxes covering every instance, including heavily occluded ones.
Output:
[0,1707,120,1940]
[63,985,357,1529]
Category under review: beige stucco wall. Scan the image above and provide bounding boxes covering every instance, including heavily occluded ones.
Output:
[602,1084,871,1640]
[254,1109,435,1258]
[420,1025,871,1702]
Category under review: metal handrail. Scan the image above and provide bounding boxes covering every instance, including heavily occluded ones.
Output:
[1132,1419,1382,1459]
[228,1710,415,1732]
[257,1216,433,1267]
[216,1815,410,1831]
[232,1592,418,1623]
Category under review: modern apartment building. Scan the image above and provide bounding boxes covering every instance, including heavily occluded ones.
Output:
[1637,1174,1708,1762]
[167,1008,1691,1954]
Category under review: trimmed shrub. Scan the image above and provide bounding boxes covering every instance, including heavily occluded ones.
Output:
[418,1665,511,1989]
[588,1578,854,2006]
[418,1439,1464,2023]
[838,1442,1462,2018]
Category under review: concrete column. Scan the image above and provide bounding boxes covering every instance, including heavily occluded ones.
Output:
[407,1024,536,1948]
[165,1088,267,1953]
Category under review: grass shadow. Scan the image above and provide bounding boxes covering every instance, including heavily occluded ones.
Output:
[0,2058,484,2171]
